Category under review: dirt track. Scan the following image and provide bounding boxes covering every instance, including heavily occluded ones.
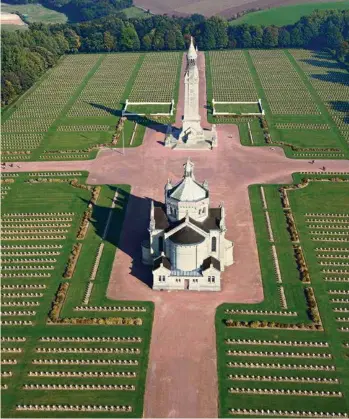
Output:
[134,0,342,18]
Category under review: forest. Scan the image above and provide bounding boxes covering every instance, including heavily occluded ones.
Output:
[2,9,349,105]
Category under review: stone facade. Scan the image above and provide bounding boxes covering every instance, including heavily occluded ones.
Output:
[165,37,218,150]
[142,158,234,291]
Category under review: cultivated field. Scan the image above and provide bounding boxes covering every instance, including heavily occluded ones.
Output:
[1,52,182,161]
[217,173,349,417]
[0,2,67,24]
[0,171,153,417]
[207,49,349,159]
[231,1,349,26]
[133,0,345,18]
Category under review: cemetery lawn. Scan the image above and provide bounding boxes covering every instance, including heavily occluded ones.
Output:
[230,2,349,27]
[1,172,154,418]
[214,103,260,114]
[206,49,349,159]
[1,51,182,162]
[216,174,349,417]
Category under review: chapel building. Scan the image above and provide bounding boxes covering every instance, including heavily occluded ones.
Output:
[142,158,234,291]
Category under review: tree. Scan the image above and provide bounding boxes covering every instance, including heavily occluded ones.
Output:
[263,26,279,48]
[103,31,116,51]
[278,28,291,47]
[120,25,140,51]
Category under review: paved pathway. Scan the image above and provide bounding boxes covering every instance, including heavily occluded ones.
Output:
[6,52,349,418]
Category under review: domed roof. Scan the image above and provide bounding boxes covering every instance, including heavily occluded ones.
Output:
[168,158,207,202]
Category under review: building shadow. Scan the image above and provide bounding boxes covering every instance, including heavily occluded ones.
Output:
[88,102,171,135]
[83,186,164,289]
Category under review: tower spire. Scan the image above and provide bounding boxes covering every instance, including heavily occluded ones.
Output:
[183,157,195,179]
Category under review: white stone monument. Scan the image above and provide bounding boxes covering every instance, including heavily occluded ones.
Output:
[165,37,217,150]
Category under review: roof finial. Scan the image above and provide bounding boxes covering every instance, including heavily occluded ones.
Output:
[185,211,189,223]
[188,36,197,60]
[183,157,194,179]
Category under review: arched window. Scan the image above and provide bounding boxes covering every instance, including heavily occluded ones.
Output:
[211,237,217,252]
[158,236,164,252]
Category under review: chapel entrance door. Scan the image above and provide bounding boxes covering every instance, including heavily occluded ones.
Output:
[184,279,189,290]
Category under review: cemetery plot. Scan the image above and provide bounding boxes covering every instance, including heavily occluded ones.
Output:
[206,49,348,157]
[0,172,153,418]
[67,53,140,118]
[208,50,259,102]
[291,50,349,148]
[249,50,320,116]
[128,52,182,110]
[216,175,349,418]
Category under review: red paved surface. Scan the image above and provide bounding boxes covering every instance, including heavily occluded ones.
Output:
[6,52,349,419]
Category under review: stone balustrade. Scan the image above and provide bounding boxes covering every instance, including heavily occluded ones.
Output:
[28,371,137,378]
[75,305,147,312]
[39,336,142,343]
[32,359,138,365]
[23,384,135,391]
[16,404,132,412]
[225,339,329,347]
[227,362,335,371]
[229,408,347,417]
[228,387,341,397]
[226,350,331,358]
[35,347,140,354]
[228,374,338,383]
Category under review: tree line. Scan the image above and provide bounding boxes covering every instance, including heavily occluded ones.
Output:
[2,9,349,105]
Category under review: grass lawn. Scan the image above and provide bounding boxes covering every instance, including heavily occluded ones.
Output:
[1,172,154,418]
[216,174,349,417]
[214,103,260,114]
[122,6,152,19]
[125,103,172,115]
[230,1,349,27]
[1,23,27,31]
[1,2,67,24]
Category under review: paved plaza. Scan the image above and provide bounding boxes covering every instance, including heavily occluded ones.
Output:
[7,52,349,418]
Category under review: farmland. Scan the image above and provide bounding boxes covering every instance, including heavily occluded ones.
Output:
[0,171,154,417]
[231,1,349,26]
[206,49,349,159]
[1,2,67,24]
[217,173,349,417]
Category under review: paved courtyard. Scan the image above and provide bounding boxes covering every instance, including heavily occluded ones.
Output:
[6,52,349,418]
